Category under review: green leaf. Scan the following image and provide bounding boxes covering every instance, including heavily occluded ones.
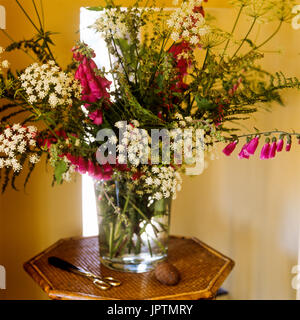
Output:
[157,73,164,89]
[54,160,68,184]
[244,39,255,48]
[86,6,104,11]
[195,96,215,110]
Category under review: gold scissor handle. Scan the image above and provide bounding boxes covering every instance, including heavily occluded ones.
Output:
[93,278,111,290]
[102,276,121,287]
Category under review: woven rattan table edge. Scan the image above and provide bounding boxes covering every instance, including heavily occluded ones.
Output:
[23,235,235,300]
[23,238,67,296]
[191,237,235,297]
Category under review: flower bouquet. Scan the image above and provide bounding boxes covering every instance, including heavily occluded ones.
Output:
[0,0,300,272]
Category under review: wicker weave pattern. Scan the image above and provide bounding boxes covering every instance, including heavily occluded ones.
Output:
[24,235,234,300]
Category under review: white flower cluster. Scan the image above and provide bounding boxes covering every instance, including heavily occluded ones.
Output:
[167,0,209,45]
[0,46,9,73]
[115,120,150,167]
[20,61,81,107]
[61,156,77,182]
[92,9,128,39]
[0,124,39,172]
[141,165,182,200]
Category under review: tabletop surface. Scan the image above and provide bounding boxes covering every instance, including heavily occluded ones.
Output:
[24,235,234,300]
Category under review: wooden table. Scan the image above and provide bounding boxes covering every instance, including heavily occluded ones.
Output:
[24,235,234,300]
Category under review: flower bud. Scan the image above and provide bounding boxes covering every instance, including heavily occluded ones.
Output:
[286,135,292,152]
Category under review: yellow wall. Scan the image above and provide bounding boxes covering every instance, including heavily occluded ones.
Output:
[0,0,299,300]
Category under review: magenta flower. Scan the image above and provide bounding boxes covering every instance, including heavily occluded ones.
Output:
[238,143,250,159]
[87,160,96,177]
[260,142,270,160]
[77,157,88,174]
[222,141,238,156]
[277,139,284,152]
[246,137,259,155]
[89,110,103,125]
[286,143,292,152]
[73,46,111,126]
[269,141,277,159]
[66,153,79,166]
[75,57,111,105]
[93,163,113,181]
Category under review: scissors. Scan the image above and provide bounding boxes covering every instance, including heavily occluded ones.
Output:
[48,256,121,290]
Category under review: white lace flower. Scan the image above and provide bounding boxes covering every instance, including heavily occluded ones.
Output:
[29,154,40,164]
[20,61,81,108]
[145,177,153,185]
[0,47,9,73]
[154,192,163,200]
[0,124,38,173]
[171,32,180,42]
[190,35,199,45]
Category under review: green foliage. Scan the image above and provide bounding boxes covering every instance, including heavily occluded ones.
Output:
[54,160,68,185]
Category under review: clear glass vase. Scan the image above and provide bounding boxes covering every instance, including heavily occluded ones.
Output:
[94,179,172,273]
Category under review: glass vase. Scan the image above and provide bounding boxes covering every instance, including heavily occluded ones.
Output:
[94,179,172,273]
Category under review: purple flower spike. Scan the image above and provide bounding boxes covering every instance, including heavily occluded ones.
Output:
[223,141,238,156]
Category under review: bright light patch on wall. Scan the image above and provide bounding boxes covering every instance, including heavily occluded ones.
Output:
[0,5,6,29]
[80,8,111,237]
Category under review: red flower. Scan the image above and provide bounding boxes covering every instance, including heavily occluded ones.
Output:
[169,41,192,77]
[132,171,143,181]
[193,6,205,17]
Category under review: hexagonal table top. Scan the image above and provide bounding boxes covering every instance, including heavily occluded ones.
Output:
[24,235,234,300]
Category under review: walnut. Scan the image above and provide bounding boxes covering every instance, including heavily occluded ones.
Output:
[154,261,180,286]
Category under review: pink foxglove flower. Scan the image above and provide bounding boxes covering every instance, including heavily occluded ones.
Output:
[89,110,103,125]
[260,142,270,160]
[276,139,284,152]
[269,141,277,159]
[246,137,259,155]
[73,46,111,125]
[286,142,292,152]
[66,153,79,166]
[77,157,88,174]
[87,160,96,177]
[238,143,250,159]
[222,141,237,156]
[93,163,113,181]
